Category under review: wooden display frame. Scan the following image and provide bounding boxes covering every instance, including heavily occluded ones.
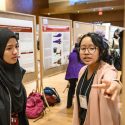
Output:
[73,21,93,44]
[38,16,72,109]
[93,24,106,34]
[73,21,107,44]
[39,16,72,78]
[0,11,38,88]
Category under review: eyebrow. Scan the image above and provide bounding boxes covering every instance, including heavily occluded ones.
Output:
[6,43,19,47]
[80,44,95,47]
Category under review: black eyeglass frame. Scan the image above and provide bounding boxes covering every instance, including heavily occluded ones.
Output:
[79,47,98,54]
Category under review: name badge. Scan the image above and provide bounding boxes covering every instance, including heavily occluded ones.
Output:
[79,95,87,109]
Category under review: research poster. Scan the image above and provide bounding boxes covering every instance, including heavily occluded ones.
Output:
[42,25,70,69]
[0,17,35,73]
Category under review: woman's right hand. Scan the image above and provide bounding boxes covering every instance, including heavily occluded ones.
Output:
[92,79,122,101]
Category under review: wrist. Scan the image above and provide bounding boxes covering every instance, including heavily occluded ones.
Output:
[113,79,122,93]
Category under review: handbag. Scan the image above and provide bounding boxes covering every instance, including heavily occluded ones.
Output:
[26,90,45,119]
[44,87,61,106]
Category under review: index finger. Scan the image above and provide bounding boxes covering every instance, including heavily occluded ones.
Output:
[92,83,107,89]
[92,79,111,89]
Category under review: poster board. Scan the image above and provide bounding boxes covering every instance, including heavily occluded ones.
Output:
[39,16,72,77]
[102,23,111,40]
[109,25,124,48]
[0,11,38,84]
[93,24,106,36]
[93,24,106,32]
[93,24,109,44]
[73,21,93,44]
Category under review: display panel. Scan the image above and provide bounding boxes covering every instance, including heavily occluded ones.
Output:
[0,11,37,83]
[42,25,70,69]
[0,18,35,72]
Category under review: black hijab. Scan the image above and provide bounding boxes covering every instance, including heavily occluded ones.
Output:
[0,28,25,113]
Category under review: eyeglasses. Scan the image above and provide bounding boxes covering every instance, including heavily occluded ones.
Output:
[79,47,97,54]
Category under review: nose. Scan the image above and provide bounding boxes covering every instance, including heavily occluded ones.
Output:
[84,48,89,54]
[12,47,18,55]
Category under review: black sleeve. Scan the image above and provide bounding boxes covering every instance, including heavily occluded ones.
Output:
[0,82,10,125]
[18,85,29,125]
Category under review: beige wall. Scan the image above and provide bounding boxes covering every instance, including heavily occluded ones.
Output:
[49,14,71,19]
[72,10,124,27]
[48,10,124,27]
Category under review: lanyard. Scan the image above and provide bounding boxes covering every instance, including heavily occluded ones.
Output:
[79,68,96,96]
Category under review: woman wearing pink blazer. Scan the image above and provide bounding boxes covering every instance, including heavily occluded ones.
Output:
[72,32,121,125]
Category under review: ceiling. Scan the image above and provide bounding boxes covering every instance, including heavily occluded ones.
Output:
[49,0,68,3]
[49,0,112,4]
[40,0,124,15]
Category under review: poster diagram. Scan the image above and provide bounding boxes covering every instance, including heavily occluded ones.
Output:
[42,25,70,69]
[0,17,35,73]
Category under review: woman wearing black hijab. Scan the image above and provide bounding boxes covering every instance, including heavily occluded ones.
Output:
[0,28,29,125]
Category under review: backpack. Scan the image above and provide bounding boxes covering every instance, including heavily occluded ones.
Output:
[26,91,45,119]
[44,87,61,106]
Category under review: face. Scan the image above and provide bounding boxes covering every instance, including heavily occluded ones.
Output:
[3,38,19,64]
[79,36,99,66]
[114,32,119,38]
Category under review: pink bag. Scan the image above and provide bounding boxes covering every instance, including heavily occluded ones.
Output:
[26,91,45,119]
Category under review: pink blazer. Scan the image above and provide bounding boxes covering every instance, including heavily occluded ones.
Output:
[72,61,120,125]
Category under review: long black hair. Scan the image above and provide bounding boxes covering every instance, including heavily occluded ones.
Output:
[78,32,111,64]
[73,42,82,62]
[113,28,120,39]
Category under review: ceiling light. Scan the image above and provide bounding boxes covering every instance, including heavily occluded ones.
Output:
[98,11,103,16]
